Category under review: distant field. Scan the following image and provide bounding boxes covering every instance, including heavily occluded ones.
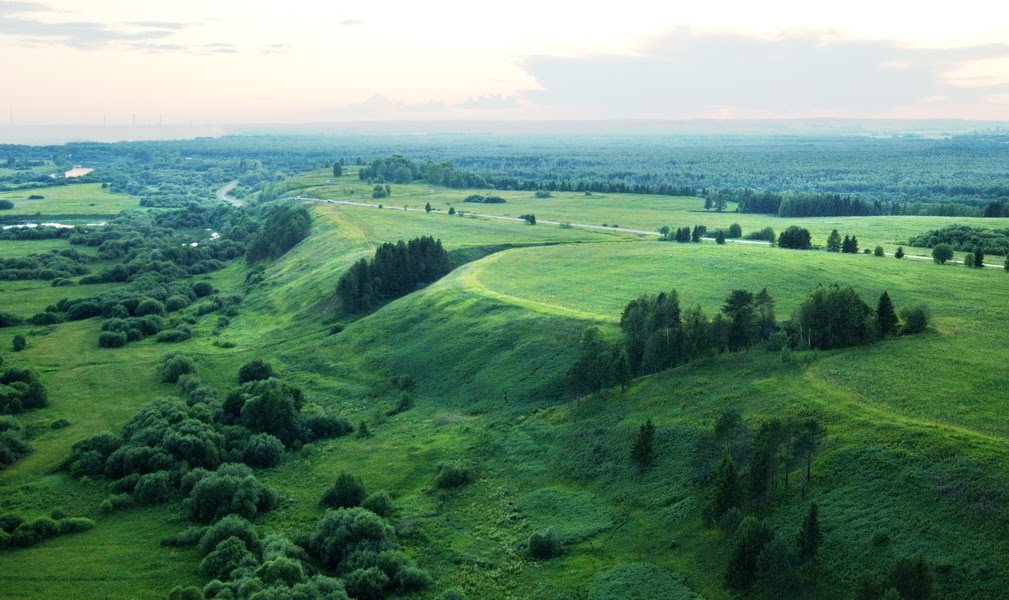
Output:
[0,183,139,220]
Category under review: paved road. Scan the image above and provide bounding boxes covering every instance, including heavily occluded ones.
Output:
[217,180,241,206]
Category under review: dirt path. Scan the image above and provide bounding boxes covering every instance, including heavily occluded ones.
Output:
[216,180,241,206]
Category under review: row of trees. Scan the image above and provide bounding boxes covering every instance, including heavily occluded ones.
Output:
[909,225,1009,257]
[335,236,452,312]
[825,230,860,253]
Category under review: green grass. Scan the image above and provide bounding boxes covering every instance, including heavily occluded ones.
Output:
[4,173,1009,598]
[0,183,140,220]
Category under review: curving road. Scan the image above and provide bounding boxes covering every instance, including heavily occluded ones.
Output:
[216,180,241,206]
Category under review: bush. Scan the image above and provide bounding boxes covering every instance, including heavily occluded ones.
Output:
[397,565,432,593]
[160,353,196,383]
[12,334,26,352]
[344,567,390,600]
[899,305,931,334]
[28,311,61,325]
[307,507,397,569]
[0,312,23,328]
[156,326,192,343]
[185,463,278,523]
[777,226,812,249]
[874,246,885,257]
[192,281,216,297]
[243,433,285,468]
[361,491,394,518]
[199,536,256,580]
[528,528,562,559]
[135,299,166,317]
[133,470,173,504]
[434,463,473,489]
[932,243,954,264]
[167,587,202,600]
[97,331,128,348]
[165,295,191,312]
[728,223,742,238]
[321,472,367,509]
[0,200,14,210]
[299,414,354,442]
[534,190,551,198]
[238,360,275,384]
[56,517,95,534]
[198,514,260,556]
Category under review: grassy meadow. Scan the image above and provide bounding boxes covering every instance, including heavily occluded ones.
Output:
[0,183,140,221]
[2,169,1009,598]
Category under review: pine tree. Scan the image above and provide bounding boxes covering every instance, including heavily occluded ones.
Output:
[876,291,899,337]
[797,502,822,562]
[704,198,713,210]
[424,202,432,213]
[630,419,656,472]
[715,230,726,244]
[826,229,842,252]
[894,246,904,259]
[724,517,774,592]
[711,453,740,520]
[973,247,985,269]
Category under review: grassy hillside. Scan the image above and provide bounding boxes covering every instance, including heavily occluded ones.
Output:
[0,183,139,220]
[2,170,1009,599]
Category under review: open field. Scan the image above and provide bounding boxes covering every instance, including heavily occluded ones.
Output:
[2,170,1009,598]
[0,183,140,220]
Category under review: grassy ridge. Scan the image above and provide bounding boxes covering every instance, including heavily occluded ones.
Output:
[3,171,1009,598]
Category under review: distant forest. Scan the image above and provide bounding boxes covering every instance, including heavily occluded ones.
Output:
[5,131,1009,215]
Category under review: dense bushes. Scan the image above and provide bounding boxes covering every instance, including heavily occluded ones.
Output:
[336,236,452,312]
[0,368,49,414]
[0,249,90,281]
[0,513,94,549]
[909,224,1009,256]
[238,360,275,384]
[462,194,506,203]
[321,473,367,509]
[159,352,196,383]
[0,416,31,468]
[776,226,812,249]
[184,464,279,523]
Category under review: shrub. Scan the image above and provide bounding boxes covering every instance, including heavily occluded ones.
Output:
[899,305,931,334]
[874,246,885,257]
[98,331,127,348]
[133,470,173,504]
[528,528,562,559]
[307,507,397,569]
[135,299,166,317]
[12,334,26,352]
[728,223,742,238]
[167,587,202,600]
[397,565,432,593]
[321,472,367,509]
[156,326,192,343]
[199,536,256,580]
[344,567,390,600]
[238,360,275,384]
[165,295,191,311]
[0,312,23,327]
[0,199,13,209]
[361,491,394,518]
[299,414,354,441]
[198,514,260,556]
[932,243,954,264]
[777,226,812,249]
[185,463,279,523]
[243,433,285,468]
[56,517,95,534]
[28,311,61,325]
[159,353,196,383]
[434,463,473,489]
[534,190,552,198]
[192,281,216,297]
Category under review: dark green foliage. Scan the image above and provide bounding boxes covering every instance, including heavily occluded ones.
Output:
[306,507,397,570]
[528,528,562,559]
[435,463,474,489]
[630,419,656,472]
[894,246,905,258]
[723,290,757,351]
[424,202,431,212]
[744,227,776,243]
[0,417,31,468]
[715,229,725,244]
[710,454,741,523]
[448,206,455,215]
[724,517,774,592]
[333,162,343,177]
[361,491,394,518]
[12,334,26,352]
[159,352,196,383]
[239,379,302,445]
[0,312,23,327]
[0,368,48,414]
[520,213,537,225]
[246,205,311,262]
[899,305,931,334]
[345,567,390,600]
[54,517,94,534]
[336,236,452,312]
[910,224,1009,256]
[756,535,800,597]
[777,226,812,249]
[242,433,285,468]
[463,194,506,203]
[238,360,275,384]
[841,234,859,253]
[97,331,127,348]
[876,292,899,337]
[792,284,875,349]
[321,472,367,509]
[192,281,216,297]
[155,325,192,343]
[797,502,822,562]
[972,247,985,269]
[566,327,625,395]
[887,555,934,600]
[826,229,842,252]
[200,536,256,580]
[135,298,165,316]
[185,463,279,523]
[874,245,885,256]
[0,199,12,209]
[198,514,260,556]
[357,421,372,439]
[298,414,354,442]
[386,393,413,416]
[0,514,93,548]
[168,586,202,600]
[133,470,173,504]
[728,223,742,238]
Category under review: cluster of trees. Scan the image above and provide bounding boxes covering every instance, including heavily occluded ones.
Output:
[909,225,1009,257]
[0,200,14,210]
[825,230,860,253]
[0,368,48,414]
[336,236,452,312]
[0,511,95,550]
[777,226,813,249]
[462,194,506,204]
[63,359,352,512]
[659,225,706,242]
[569,285,927,395]
[0,249,90,282]
[359,155,488,189]
[245,205,311,262]
[519,214,537,225]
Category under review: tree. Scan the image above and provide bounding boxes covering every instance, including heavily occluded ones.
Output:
[728,223,742,238]
[12,335,26,352]
[932,243,953,264]
[757,536,800,596]
[973,247,985,269]
[797,502,822,562]
[704,198,713,210]
[630,419,656,472]
[899,305,930,334]
[321,472,366,509]
[876,291,899,337]
[887,555,934,600]
[424,202,431,213]
[793,419,823,492]
[238,360,274,384]
[715,197,727,212]
[874,245,885,257]
[894,246,905,259]
[1005,255,1009,271]
[691,225,706,242]
[826,229,842,252]
[333,163,343,177]
[777,226,812,249]
[711,453,741,521]
[722,290,756,351]
[448,206,456,215]
[566,327,618,395]
[724,517,774,592]
[715,230,726,244]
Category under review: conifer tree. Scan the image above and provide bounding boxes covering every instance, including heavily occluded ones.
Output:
[630,419,656,472]
[826,229,842,252]
[876,291,899,337]
[797,502,822,562]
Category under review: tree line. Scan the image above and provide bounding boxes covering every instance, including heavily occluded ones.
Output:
[336,236,452,312]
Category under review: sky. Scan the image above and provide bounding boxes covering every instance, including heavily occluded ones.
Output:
[2,0,1009,126]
